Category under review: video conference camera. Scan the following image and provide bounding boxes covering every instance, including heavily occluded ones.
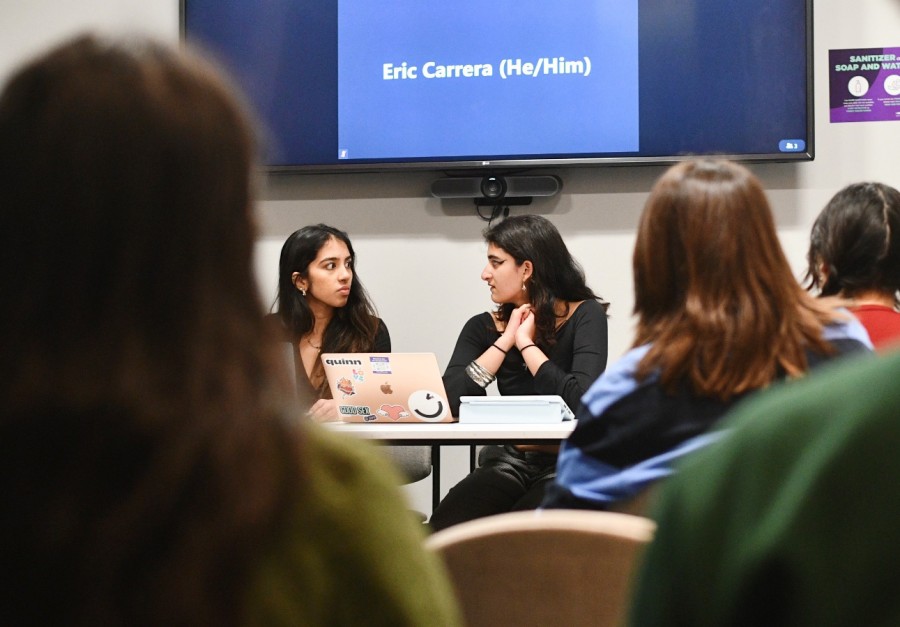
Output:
[431,174,562,205]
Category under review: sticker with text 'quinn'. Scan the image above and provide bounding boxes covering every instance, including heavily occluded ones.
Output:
[830,47,900,123]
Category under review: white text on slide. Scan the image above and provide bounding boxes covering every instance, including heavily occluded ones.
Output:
[382,56,592,80]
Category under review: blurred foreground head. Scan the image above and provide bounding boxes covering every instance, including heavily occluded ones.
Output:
[0,34,299,625]
[0,33,265,405]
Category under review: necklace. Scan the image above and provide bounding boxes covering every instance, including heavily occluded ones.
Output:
[306,337,322,350]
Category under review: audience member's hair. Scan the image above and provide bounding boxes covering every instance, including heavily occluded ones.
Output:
[0,34,300,625]
[484,214,608,347]
[632,159,837,399]
[805,181,900,306]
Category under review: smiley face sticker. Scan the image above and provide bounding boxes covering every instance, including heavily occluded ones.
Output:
[407,389,449,422]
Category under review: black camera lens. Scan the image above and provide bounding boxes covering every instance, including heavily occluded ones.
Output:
[481,176,506,199]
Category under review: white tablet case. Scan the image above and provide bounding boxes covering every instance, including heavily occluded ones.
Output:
[458,395,574,424]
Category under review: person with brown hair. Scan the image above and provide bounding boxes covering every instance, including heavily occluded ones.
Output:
[805,181,900,350]
[543,158,872,511]
[274,223,389,421]
[0,34,459,626]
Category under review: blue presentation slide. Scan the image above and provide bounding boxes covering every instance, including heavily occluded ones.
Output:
[337,0,639,160]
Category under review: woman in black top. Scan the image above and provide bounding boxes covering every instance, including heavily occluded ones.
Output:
[430,214,609,530]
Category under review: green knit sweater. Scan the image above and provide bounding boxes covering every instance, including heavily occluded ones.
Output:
[629,350,900,627]
[245,425,461,626]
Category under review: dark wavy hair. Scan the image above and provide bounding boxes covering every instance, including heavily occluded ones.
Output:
[0,35,300,625]
[275,224,381,395]
[805,182,900,307]
[633,159,837,399]
[484,214,607,347]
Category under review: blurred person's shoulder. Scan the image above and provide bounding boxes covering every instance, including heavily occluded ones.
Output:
[245,423,463,626]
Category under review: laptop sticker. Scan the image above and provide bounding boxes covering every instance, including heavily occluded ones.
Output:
[369,355,392,374]
[377,403,411,420]
[408,389,449,422]
[336,377,356,398]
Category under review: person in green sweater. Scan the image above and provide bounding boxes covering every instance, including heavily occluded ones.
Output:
[0,34,460,626]
[627,349,896,627]
[247,426,461,626]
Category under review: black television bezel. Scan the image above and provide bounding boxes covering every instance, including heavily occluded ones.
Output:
[179,0,815,175]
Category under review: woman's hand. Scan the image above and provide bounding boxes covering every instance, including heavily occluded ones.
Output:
[514,304,536,348]
[513,304,546,375]
[308,398,341,423]
[500,303,531,345]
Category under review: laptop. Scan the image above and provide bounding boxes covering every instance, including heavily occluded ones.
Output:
[320,352,454,423]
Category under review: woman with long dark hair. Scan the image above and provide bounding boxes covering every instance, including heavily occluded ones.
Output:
[429,214,610,530]
[543,159,872,512]
[275,224,389,421]
[0,34,459,626]
[806,181,900,350]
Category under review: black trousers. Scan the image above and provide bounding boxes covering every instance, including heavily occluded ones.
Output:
[428,445,557,532]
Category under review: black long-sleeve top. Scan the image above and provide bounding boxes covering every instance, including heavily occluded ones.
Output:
[442,300,608,416]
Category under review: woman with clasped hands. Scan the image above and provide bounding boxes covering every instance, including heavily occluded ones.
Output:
[429,214,610,531]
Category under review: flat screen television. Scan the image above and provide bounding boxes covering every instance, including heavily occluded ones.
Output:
[181,0,813,174]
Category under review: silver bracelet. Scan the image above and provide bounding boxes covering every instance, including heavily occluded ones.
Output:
[466,361,494,388]
[465,362,485,387]
[472,360,495,383]
[466,360,496,388]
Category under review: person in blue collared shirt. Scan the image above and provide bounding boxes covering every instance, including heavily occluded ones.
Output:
[543,159,873,511]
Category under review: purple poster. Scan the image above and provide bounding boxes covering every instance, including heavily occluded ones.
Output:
[830,47,900,123]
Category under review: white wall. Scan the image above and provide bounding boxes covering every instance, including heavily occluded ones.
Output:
[4,0,900,515]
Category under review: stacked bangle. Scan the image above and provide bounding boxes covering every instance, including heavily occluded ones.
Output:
[491,343,508,355]
[519,344,538,353]
[466,360,496,388]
